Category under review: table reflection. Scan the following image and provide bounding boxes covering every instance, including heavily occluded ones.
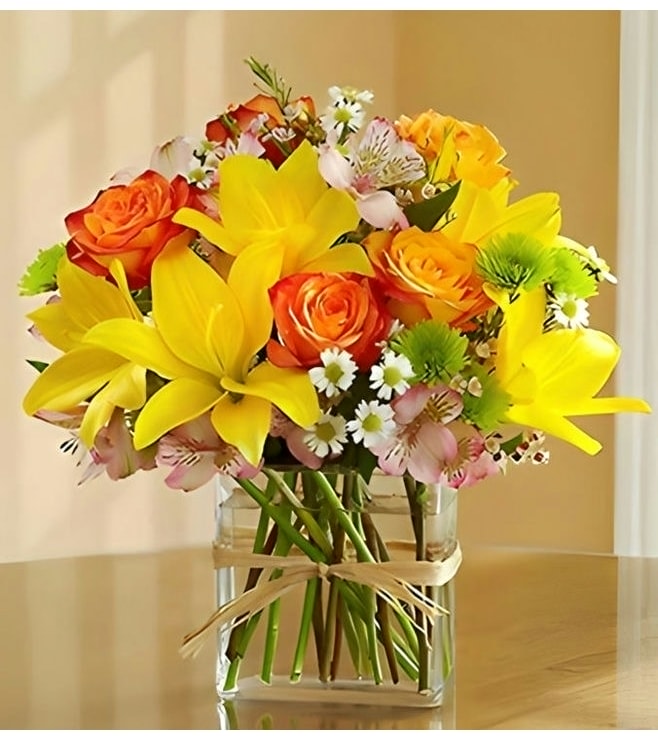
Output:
[0,546,656,729]
[216,686,453,730]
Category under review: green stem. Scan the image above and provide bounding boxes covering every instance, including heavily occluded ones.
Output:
[362,513,398,684]
[319,580,339,682]
[261,598,281,684]
[226,520,278,663]
[311,577,325,668]
[238,478,327,564]
[223,610,262,692]
[260,500,295,685]
[329,591,344,681]
[290,578,319,683]
[404,474,430,693]
[338,595,363,678]
[309,472,375,564]
[263,469,333,558]
[364,587,383,684]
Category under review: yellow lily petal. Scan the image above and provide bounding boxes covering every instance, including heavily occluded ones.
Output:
[23,346,125,415]
[555,397,652,417]
[78,363,146,447]
[442,179,506,244]
[491,287,545,387]
[305,188,359,257]
[220,153,302,233]
[27,301,76,353]
[152,238,242,376]
[133,377,224,450]
[58,257,137,324]
[491,192,561,245]
[173,207,242,256]
[222,362,321,430]
[506,404,603,455]
[522,328,621,405]
[211,393,271,467]
[83,319,213,384]
[108,259,143,321]
[227,240,284,366]
[27,257,138,352]
[303,242,375,277]
[443,180,561,246]
[278,140,330,213]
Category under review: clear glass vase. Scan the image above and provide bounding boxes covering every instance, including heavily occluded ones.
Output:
[212,467,459,710]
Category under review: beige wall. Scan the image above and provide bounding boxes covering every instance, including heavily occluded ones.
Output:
[2,10,621,561]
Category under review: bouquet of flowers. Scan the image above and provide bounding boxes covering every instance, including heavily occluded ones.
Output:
[19,58,650,702]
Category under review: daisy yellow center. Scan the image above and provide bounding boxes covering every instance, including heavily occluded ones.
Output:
[325,362,344,385]
[383,366,403,386]
[561,299,579,319]
[334,108,353,125]
[316,421,337,443]
[362,413,382,433]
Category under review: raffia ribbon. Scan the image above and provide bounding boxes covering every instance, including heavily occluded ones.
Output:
[180,539,462,659]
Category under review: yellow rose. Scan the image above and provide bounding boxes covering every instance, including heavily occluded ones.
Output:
[364,226,493,330]
[396,109,510,190]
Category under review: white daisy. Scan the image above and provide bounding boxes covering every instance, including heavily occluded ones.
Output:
[346,400,396,449]
[550,293,590,329]
[303,413,348,458]
[308,348,357,398]
[369,350,414,400]
[320,86,374,136]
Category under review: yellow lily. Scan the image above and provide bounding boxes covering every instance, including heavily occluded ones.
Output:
[490,287,651,455]
[441,179,562,248]
[23,243,204,446]
[173,140,373,278]
[25,255,142,352]
[89,237,321,466]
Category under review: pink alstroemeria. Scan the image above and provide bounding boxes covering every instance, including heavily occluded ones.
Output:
[318,118,425,230]
[35,407,157,484]
[156,413,260,492]
[440,434,503,490]
[370,384,462,483]
[90,408,157,481]
[269,408,324,470]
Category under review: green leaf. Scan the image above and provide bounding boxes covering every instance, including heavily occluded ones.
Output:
[18,243,66,296]
[403,182,461,232]
[26,359,49,374]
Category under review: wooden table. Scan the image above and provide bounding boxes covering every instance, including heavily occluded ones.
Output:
[1,545,656,730]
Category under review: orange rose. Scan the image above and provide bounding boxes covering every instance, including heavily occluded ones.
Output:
[267,272,392,370]
[364,227,493,330]
[206,93,316,168]
[65,170,195,289]
[396,110,510,189]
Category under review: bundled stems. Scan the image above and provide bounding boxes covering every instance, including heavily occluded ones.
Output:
[216,468,451,696]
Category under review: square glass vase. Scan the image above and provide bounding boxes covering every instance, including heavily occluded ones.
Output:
[213,467,459,709]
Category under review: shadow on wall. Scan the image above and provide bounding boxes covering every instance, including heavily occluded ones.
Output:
[3,10,223,563]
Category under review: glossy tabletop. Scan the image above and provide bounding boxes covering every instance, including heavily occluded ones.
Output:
[1,545,656,730]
